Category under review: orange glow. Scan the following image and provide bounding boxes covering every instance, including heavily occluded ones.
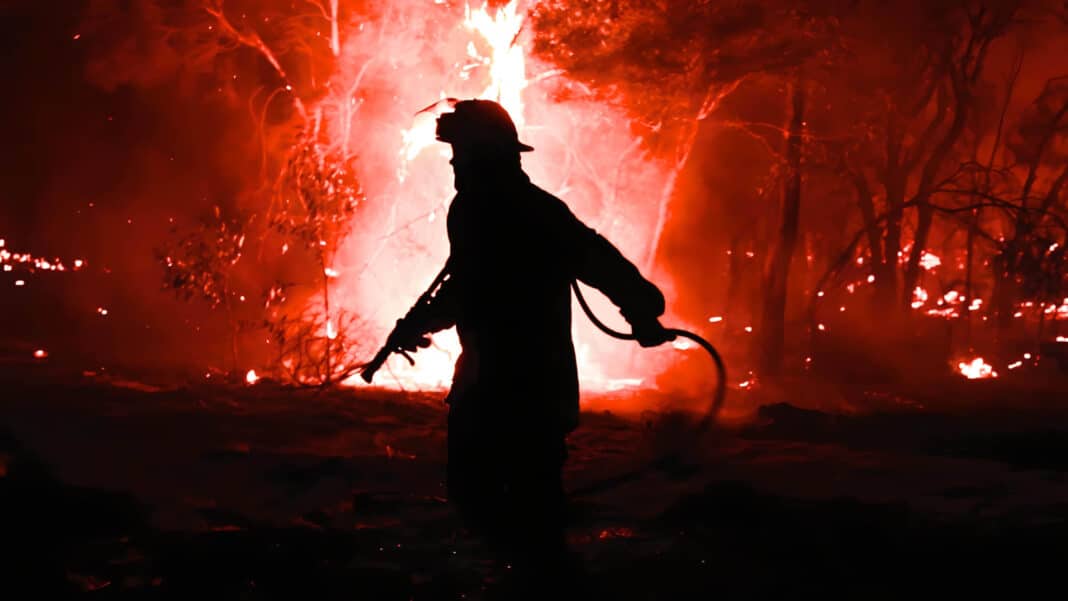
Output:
[33,349,47,359]
[327,1,684,397]
[246,369,259,385]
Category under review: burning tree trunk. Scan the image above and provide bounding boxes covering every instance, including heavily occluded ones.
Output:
[878,118,907,319]
[845,162,888,315]
[760,81,806,377]
[902,66,977,311]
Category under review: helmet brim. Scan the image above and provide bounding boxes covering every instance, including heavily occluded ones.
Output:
[435,136,535,153]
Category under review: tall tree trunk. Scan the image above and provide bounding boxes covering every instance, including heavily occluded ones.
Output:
[224,293,240,379]
[962,206,978,346]
[760,82,805,377]
[645,81,741,274]
[724,234,744,324]
[903,67,972,311]
[849,170,888,314]
[880,116,906,319]
[320,253,333,386]
[902,203,935,306]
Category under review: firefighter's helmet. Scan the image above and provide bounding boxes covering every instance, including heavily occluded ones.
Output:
[433,99,534,153]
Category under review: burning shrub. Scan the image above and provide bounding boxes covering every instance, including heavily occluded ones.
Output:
[157,205,254,377]
[267,137,364,385]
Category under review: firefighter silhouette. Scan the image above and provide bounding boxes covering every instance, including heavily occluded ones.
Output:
[373,99,672,594]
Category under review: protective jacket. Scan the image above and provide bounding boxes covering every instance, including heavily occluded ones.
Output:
[412,166,664,433]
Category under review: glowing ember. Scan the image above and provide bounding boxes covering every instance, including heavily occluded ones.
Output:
[1057,336,1068,343]
[1008,361,1022,370]
[911,287,928,309]
[245,369,259,385]
[598,527,634,540]
[957,357,997,380]
[926,307,958,318]
[919,252,941,270]
[672,338,694,351]
[33,349,47,359]
[708,316,723,323]
[1,238,85,275]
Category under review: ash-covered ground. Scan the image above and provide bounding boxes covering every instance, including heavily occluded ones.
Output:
[3,363,1068,599]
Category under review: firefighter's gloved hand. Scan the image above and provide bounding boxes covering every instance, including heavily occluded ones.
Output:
[631,318,675,348]
[395,334,432,353]
[388,318,432,353]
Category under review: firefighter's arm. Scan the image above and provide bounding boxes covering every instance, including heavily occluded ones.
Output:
[399,272,459,340]
[561,210,673,347]
[361,263,458,383]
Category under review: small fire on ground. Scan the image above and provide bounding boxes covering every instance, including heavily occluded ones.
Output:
[957,357,997,380]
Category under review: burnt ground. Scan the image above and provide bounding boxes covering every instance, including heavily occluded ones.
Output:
[3,364,1068,599]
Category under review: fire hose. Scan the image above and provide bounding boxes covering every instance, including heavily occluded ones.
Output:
[361,269,728,495]
[568,280,727,497]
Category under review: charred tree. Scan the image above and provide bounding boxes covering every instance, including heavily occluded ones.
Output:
[760,81,806,377]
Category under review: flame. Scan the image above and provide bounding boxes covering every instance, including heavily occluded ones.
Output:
[245,369,259,385]
[957,357,997,379]
[399,0,526,168]
[464,1,526,126]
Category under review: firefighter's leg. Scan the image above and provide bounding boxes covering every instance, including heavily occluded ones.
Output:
[446,405,506,541]
[498,431,576,592]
